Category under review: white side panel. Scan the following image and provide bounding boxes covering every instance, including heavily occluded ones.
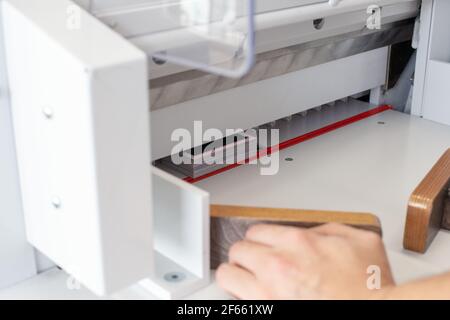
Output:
[411,0,433,116]
[422,61,450,126]
[3,0,153,295]
[152,168,209,279]
[421,0,450,126]
[151,47,389,160]
[138,167,210,300]
[0,4,37,289]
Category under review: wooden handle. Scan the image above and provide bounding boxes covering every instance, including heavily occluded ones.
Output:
[404,149,450,253]
[210,204,382,269]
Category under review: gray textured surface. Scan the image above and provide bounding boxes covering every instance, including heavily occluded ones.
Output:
[441,191,450,230]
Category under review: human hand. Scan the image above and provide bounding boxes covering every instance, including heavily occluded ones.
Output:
[216,223,395,300]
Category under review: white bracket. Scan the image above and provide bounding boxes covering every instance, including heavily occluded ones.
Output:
[139,168,210,299]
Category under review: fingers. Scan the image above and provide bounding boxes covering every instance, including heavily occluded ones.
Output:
[216,263,267,299]
[228,240,273,274]
[222,242,299,298]
[311,223,377,239]
[311,223,356,237]
[245,224,314,248]
[244,223,377,254]
[245,223,361,245]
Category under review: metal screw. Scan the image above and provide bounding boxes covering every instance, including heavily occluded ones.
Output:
[152,52,168,66]
[109,21,118,29]
[42,107,54,119]
[164,272,186,283]
[285,157,294,162]
[51,196,62,209]
[313,18,325,30]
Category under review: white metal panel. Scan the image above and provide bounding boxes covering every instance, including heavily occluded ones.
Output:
[2,0,153,295]
[151,47,389,160]
[421,0,450,126]
[0,5,37,288]
[152,168,209,279]
[411,0,434,116]
[251,0,418,54]
[427,0,450,63]
[422,60,450,126]
[253,0,418,30]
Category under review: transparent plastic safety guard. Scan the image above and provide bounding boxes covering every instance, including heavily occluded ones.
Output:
[89,0,256,78]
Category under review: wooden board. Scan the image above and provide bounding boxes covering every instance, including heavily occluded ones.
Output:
[404,149,450,253]
[210,205,382,269]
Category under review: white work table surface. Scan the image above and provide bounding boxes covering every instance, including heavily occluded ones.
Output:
[1,110,450,299]
[197,110,450,282]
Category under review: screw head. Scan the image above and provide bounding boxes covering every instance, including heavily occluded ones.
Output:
[313,18,325,30]
[51,196,62,209]
[164,272,185,283]
[42,107,54,119]
[152,52,168,65]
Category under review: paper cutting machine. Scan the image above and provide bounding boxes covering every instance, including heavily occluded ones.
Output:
[1,0,450,299]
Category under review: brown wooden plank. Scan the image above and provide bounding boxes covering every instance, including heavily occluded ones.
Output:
[210,204,382,269]
[403,149,450,253]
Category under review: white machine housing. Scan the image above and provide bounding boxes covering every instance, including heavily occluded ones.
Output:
[1,0,449,299]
